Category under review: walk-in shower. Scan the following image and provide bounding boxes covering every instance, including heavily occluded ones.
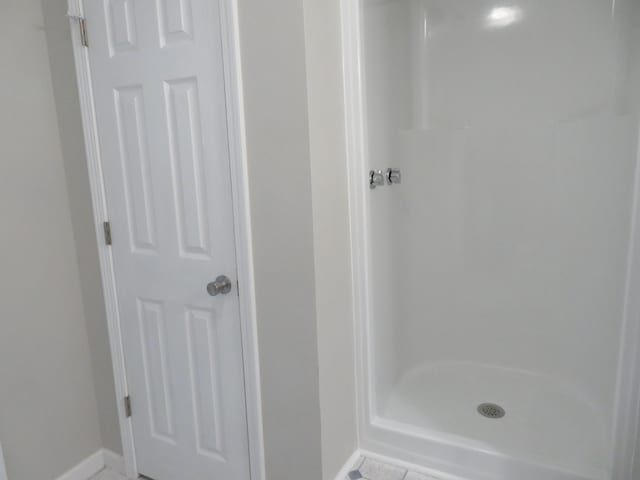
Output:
[343,1,640,479]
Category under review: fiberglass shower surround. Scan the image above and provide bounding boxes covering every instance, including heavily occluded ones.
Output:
[351,0,640,479]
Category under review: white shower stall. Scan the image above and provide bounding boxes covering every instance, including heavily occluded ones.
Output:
[342,1,640,479]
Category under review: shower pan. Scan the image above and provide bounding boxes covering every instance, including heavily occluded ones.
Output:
[342,1,640,479]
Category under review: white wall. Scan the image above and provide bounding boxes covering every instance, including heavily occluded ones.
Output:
[361,0,411,406]
[361,0,639,422]
[0,1,104,478]
[235,1,324,478]
[303,1,358,478]
[40,0,123,456]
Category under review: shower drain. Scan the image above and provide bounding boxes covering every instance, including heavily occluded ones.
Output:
[477,403,506,419]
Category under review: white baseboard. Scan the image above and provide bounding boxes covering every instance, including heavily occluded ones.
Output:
[102,449,125,476]
[56,450,104,480]
[55,449,125,480]
[333,449,363,480]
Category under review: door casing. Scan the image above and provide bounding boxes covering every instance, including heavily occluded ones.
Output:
[66,1,265,478]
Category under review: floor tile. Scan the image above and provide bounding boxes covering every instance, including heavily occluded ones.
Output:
[405,471,439,480]
[90,469,127,480]
[358,457,407,480]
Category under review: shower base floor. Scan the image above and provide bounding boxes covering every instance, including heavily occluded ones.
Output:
[382,362,609,480]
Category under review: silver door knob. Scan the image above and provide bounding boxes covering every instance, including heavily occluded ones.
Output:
[207,276,232,296]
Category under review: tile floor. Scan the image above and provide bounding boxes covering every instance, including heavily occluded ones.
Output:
[345,457,439,480]
[89,469,127,480]
[89,456,437,480]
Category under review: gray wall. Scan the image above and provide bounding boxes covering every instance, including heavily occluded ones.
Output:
[41,0,337,473]
[0,0,104,478]
[0,2,353,479]
[236,0,324,478]
[631,1,640,477]
[303,1,358,478]
[41,0,123,456]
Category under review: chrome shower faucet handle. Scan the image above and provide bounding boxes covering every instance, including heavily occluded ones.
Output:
[386,168,401,185]
[369,170,385,189]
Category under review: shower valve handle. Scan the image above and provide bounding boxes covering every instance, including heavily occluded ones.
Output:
[369,170,385,189]
[386,168,401,185]
[370,168,401,189]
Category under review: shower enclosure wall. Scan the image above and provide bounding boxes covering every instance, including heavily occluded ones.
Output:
[342,1,640,479]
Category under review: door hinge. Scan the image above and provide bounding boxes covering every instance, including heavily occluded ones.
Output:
[79,18,89,47]
[124,396,132,418]
[103,221,112,245]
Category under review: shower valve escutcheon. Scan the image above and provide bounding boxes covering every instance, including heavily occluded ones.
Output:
[369,168,401,189]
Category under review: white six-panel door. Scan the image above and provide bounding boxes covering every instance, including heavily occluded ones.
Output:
[83,1,250,478]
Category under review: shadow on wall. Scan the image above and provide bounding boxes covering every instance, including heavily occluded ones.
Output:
[40,0,123,456]
[0,1,104,479]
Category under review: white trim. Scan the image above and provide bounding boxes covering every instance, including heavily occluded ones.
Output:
[66,4,138,477]
[102,449,125,476]
[218,0,266,478]
[341,0,374,447]
[66,1,264,479]
[612,123,640,480]
[55,450,105,480]
[333,449,363,480]
[0,443,7,480]
[54,449,125,480]
[66,0,82,18]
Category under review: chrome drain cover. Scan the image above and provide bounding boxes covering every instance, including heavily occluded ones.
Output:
[478,403,506,419]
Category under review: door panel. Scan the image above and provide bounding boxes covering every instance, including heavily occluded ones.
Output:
[84,1,250,479]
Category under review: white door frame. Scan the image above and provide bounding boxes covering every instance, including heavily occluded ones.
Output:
[66,1,265,478]
[341,0,640,478]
